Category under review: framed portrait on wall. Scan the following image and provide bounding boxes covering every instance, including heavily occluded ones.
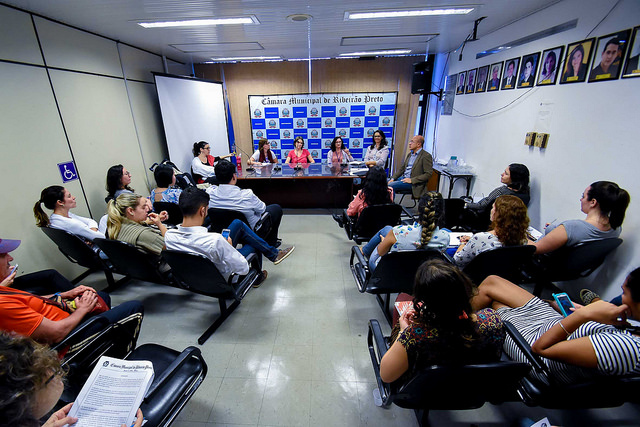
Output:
[475,65,489,92]
[501,57,520,90]
[465,68,477,94]
[487,62,503,92]
[559,38,595,84]
[456,72,466,95]
[517,52,540,88]
[537,46,564,85]
[588,29,631,82]
[622,26,640,78]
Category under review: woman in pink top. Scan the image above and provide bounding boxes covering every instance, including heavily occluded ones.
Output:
[285,137,314,164]
[327,136,354,164]
[333,166,393,226]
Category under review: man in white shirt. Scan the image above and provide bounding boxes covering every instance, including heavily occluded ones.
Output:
[165,188,294,287]
[206,160,283,246]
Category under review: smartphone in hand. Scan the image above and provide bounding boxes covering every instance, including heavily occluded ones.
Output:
[553,292,575,317]
[9,264,18,276]
[221,228,231,240]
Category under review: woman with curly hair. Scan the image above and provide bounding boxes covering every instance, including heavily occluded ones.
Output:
[332,166,393,226]
[361,192,450,272]
[454,195,529,268]
[0,332,143,427]
[380,260,505,383]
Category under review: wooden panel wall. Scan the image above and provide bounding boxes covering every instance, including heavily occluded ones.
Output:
[194,56,420,175]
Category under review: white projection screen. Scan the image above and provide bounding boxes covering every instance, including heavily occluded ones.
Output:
[154,73,230,174]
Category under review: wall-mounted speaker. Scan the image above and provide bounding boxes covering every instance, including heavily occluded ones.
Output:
[411,57,434,94]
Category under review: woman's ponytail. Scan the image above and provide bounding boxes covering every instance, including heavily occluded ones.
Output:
[33,200,49,227]
[33,186,65,227]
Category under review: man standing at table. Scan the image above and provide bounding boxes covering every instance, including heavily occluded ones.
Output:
[388,135,433,200]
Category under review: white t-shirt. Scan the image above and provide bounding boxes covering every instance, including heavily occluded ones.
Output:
[49,213,104,241]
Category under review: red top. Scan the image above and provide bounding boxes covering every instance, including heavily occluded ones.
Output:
[346,187,394,217]
[287,149,311,164]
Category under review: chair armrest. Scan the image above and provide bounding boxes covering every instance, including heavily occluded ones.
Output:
[144,346,207,401]
[441,251,455,264]
[368,319,393,406]
[503,321,547,374]
[228,252,260,297]
[53,315,111,352]
[350,246,370,292]
[400,206,415,222]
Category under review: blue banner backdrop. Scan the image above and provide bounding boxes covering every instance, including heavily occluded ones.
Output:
[248,92,398,162]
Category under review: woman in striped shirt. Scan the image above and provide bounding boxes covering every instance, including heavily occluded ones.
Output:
[472,272,640,385]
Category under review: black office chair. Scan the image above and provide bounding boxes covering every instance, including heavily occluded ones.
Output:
[162,250,260,344]
[395,187,418,208]
[350,246,450,325]
[93,238,173,287]
[530,238,623,296]
[503,321,640,408]
[344,204,404,244]
[442,198,466,230]
[207,207,272,239]
[153,201,183,226]
[40,227,120,289]
[462,245,536,286]
[368,319,530,425]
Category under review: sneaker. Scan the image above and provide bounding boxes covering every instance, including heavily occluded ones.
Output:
[274,238,282,248]
[580,289,601,305]
[273,246,295,265]
[254,270,268,288]
[332,213,344,228]
[372,388,383,407]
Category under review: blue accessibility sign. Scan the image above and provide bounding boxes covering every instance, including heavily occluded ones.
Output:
[57,161,78,183]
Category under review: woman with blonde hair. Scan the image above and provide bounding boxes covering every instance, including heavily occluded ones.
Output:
[34,186,103,242]
[454,195,529,268]
[107,193,168,256]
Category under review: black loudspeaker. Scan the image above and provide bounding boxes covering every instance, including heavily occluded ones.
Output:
[411,57,434,94]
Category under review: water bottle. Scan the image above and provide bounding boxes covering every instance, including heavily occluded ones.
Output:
[447,156,458,171]
[236,151,242,172]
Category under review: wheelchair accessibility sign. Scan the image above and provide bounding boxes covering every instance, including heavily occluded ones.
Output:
[57,161,78,183]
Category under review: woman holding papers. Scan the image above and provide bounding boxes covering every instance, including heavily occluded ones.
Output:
[248,138,278,165]
[379,260,505,383]
[0,332,144,427]
[363,129,390,168]
[326,136,354,164]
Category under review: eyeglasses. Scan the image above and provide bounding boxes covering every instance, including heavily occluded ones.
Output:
[44,367,64,386]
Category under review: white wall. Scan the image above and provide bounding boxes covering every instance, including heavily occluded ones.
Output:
[438,0,640,299]
[0,4,171,279]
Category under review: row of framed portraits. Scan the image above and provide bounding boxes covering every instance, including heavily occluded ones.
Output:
[455,26,640,95]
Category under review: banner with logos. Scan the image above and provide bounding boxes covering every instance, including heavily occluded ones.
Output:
[248,92,397,162]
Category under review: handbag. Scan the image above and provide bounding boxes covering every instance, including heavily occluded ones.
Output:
[0,288,109,315]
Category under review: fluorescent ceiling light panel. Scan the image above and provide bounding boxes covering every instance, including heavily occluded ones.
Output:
[138,16,258,28]
[345,8,473,20]
[339,49,411,56]
[211,56,282,61]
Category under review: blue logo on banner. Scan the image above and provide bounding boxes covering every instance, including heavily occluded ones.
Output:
[382,117,391,126]
[253,109,262,118]
[339,107,348,116]
[311,150,319,158]
[351,139,362,148]
[281,108,290,117]
[268,120,277,128]
[365,117,379,127]
[350,105,365,116]
[380,104,395,115]
[282,130,292,138]
[367,128,375,137]
[368,106,377,115]
[324,140,332,148]
[310,129,319,138]
[279,118,293,129]
[58,161,78,183]
[336,117,350,127]
[296,119,305,128]
[308,117,321,127]
[265,108,279,118]
[352,117,362,127]
[321,106,336,117]
[271,141,278,149]
[293,107,307,117]
[324,118,333,127]
[338,129,347,137]
[252,119,266,129]
[310,108,319,116]
[256,130,264,138]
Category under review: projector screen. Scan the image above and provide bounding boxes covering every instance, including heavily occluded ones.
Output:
[154,73,230,174]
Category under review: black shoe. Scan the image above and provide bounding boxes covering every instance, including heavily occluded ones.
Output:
[332,213,344,228]
[274,238,282,248]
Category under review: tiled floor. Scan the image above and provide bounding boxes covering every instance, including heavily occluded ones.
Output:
[103,213,640,427]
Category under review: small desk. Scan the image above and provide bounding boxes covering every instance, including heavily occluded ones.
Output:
[236,162,358,208]
[433,165,474,198]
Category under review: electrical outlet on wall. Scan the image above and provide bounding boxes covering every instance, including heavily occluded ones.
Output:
[525,132,536,146]
[534,133,549,148]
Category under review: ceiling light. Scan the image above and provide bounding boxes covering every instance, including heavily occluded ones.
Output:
[339,49,411,56]
[138,16,258,28]
[345,8,474,20]
[210,56,282,62]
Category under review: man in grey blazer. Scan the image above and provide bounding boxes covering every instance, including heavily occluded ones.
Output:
[388,135,433,199]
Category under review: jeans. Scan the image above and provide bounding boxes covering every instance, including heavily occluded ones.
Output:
[69,300,144,345]
[388,180,412,195]
[362,225,393,271]
[228,219,279,267]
